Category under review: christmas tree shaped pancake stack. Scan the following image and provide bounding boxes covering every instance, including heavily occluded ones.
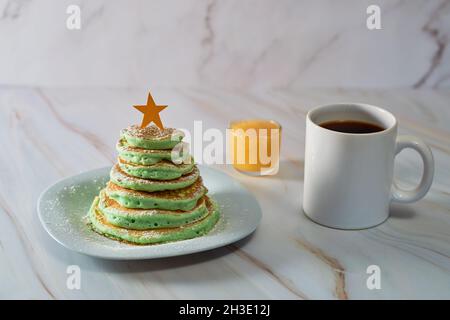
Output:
[88,123,220,245]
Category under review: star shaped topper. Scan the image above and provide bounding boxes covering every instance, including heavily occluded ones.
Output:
[133,92,167,129]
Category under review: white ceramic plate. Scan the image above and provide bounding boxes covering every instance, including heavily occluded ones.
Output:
[38,165,261,260]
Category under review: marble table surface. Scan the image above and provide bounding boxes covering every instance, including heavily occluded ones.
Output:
[1,86,449,299]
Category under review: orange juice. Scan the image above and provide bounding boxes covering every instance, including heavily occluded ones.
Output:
[229,119,281,175]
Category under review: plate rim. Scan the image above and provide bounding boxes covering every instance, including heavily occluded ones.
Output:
[37,165,262,260]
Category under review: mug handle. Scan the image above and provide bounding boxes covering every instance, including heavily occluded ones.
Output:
[391,135,434,203]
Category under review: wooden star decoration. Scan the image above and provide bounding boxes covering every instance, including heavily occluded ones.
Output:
[133,92,168,129]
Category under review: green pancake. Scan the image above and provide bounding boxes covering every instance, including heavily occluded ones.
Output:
[118,157,194,180]
[116,138,189,165]
[98,189,209,230]
[87,123,221,246]
[110,164,199,192]
[121,125,184,150]
[89,196,220,245]
[105,178,207,211]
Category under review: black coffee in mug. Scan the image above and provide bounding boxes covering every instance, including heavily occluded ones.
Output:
[305,103,434,229]
[320,120,384,134]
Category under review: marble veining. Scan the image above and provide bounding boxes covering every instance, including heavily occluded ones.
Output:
[0,0,449,88]
[0,86,449,299]
[413,0,450,88]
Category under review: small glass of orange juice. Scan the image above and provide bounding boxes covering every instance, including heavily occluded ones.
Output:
[229,119,281,176]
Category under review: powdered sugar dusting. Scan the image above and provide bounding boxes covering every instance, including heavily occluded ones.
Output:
[39,165,261,257]
[122,124,183,141]
[111,163,199,187]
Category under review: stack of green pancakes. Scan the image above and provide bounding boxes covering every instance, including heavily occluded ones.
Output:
[88,125,220,245]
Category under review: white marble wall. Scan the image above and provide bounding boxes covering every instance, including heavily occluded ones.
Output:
[0,0,449,88]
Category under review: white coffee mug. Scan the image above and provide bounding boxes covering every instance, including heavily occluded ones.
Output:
[303,103,434,229]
